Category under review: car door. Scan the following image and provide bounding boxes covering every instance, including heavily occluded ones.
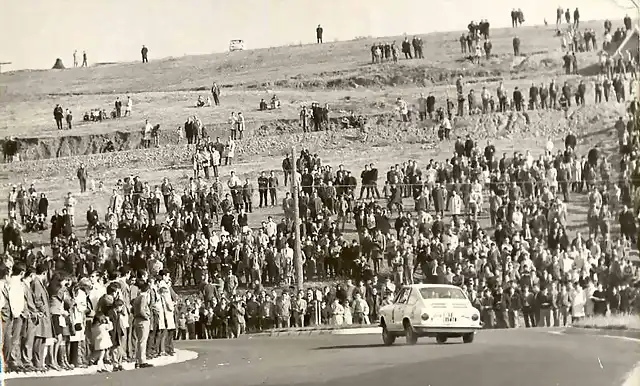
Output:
[391,288,410,331]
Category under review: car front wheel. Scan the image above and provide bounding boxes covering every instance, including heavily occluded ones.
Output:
[382,325,396,346]
[436,334,448,344]
[462,333,475,343]
[404,323,418,345]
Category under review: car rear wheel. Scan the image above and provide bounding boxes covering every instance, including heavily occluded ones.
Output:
[462,333,475,343]
[436,334,448,344]
[382,325,396,346]
[404,322,418,345]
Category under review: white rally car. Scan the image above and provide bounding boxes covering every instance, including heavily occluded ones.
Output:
[379,284,482,345]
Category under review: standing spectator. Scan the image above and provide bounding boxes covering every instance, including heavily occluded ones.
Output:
[258,172,268,208]
[211,83,221,106]
[141,45,149,63]
[316,24,323,44]
[125,96,133,117]
[82,51,88,67]
[237,112,246,140]
[65,109,73,130]
[31,264,51,372]
[268,171,279,207]
[115,97,122,118]
[73,50,78,67]
[132,280,154,369]
[53,104,64,130]
[77,163,88,193]
[5,263,26,373]
[512,36,521,56]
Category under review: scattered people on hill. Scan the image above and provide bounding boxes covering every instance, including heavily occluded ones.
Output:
[402,37,413,59]
[298,103,330,132]
[316,24,323,44]
[371,41,399,64]
[270,95,281,110]
[2,137,20,163]
[185,115,207,145]
[195,95,212,108]
[510,9,524,27]
[461,20,492,63]
[141,45,149,63]
[82,50,88,67]
[83,109,109,122]
[211,83,221,106]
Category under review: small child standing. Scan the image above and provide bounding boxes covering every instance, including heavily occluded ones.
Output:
[92,313,113,373]
[177,313,187,340]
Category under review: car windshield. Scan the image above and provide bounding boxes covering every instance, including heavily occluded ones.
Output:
[419,287,466,300]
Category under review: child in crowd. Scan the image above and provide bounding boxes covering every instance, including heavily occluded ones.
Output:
[92,313,113,373]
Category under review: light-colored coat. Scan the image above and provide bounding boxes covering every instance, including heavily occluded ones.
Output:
[450,195,464,216]
[158,282,175,330]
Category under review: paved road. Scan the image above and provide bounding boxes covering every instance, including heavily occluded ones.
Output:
[10,329,640,386]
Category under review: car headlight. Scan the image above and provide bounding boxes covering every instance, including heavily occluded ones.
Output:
[471,314,479,321]
[421,313,430,321]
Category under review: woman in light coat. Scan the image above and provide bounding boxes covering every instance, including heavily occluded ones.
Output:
[570,282,586,324]
[69,283,89,367]
[450,191,464,217]
[158,280,175,355]
[329,298,344,325]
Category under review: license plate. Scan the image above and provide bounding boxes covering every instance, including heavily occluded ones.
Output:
[444,313,456,323]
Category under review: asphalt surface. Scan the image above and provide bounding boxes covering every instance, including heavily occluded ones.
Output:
[9,329,640,386]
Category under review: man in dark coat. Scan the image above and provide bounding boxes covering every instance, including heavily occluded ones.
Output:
[316,25,323,44]
[141,45,149,63]
[53,104,64,130]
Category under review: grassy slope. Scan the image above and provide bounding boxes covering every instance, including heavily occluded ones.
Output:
[0,21,601,139]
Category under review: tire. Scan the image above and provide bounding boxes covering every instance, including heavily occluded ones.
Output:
[436,334,448,344]
[404,322,418,345]
[462,333,475,344]
[382,325,396,346]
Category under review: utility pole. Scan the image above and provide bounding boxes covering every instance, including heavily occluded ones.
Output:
[630,0,640,98]
[290,146,304,291]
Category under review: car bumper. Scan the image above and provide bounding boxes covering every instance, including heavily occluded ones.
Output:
[413,325,482,335]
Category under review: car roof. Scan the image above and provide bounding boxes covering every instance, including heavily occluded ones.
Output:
[402,284,462,290]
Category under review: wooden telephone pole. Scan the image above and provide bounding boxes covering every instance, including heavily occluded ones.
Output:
[290,146,304,291]
[0,62,11,74]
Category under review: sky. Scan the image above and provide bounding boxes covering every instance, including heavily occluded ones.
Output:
[0,0,634,70]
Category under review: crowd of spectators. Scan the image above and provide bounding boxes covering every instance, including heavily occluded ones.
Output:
[2,92,640,375]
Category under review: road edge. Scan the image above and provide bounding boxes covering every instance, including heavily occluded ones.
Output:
[2,348,199,380]
[555,327,640,386]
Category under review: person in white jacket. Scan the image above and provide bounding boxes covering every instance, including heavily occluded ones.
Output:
[570,282,586,324]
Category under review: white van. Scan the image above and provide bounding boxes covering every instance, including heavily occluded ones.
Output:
[229,40,245,52]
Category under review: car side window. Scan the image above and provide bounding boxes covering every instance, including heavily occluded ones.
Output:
[396,288,410,305]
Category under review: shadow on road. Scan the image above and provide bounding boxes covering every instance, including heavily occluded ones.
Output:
[314,341,463,350]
